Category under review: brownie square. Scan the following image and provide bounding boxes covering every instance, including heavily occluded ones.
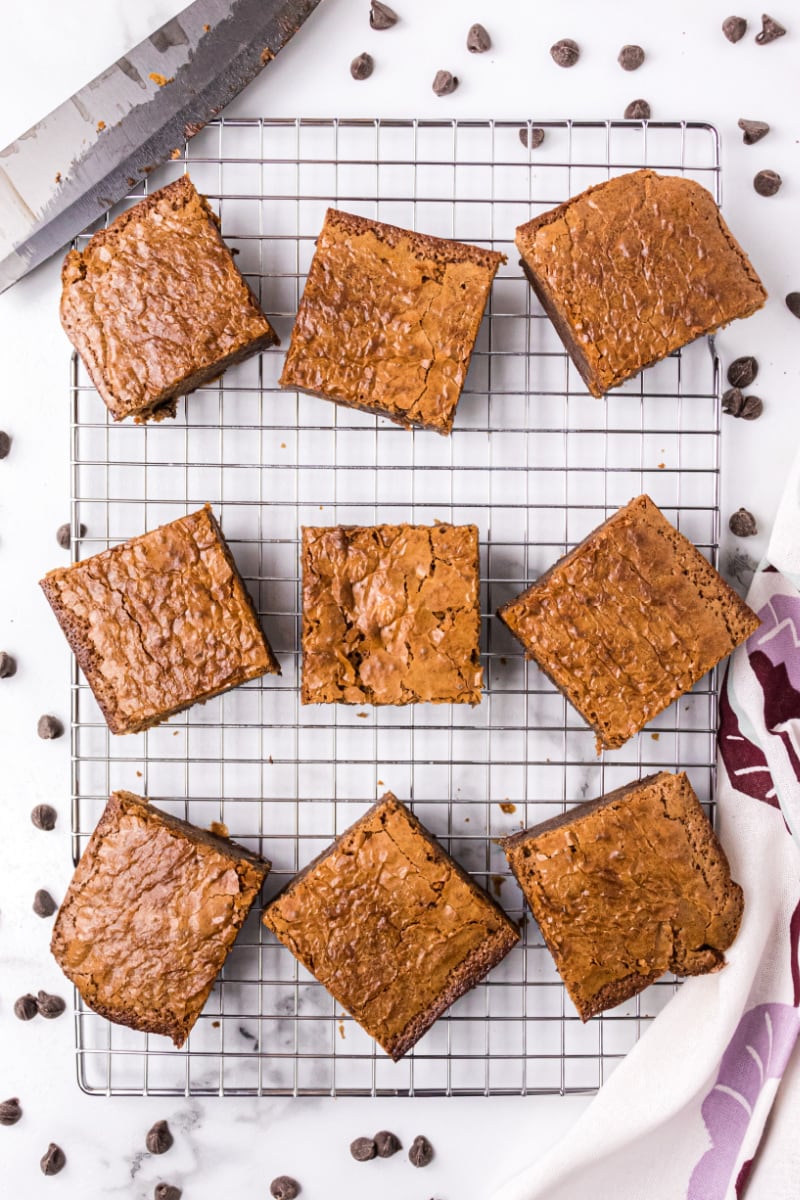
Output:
[516,170,766,397]
[60,176,279,421]
[497,495,760,749]
[504,772,744,1020]
[280,209,505,434]
[51,791,269,1045]
[40,505,280,735]
[263,794,519,1059]
[302,523,483,705]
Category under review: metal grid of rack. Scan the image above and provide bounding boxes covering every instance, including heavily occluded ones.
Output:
[68,117,722,1096]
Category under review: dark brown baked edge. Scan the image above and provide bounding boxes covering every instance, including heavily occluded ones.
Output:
[39,506,280,735]
[285,379,456,436]
[323,207,507,272]
[299,524,482,706]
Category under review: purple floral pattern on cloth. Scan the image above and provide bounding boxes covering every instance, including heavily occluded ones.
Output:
[718,667,779,808]
[753,593,800,694]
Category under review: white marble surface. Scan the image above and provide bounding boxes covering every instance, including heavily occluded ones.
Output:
[1,2,799,1197]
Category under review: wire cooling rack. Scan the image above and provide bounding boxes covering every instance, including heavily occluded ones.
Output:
[68,117,723,1097]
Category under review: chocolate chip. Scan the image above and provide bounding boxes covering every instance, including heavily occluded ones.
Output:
[786,292,800,318]
[37,714,64,740]
[0,651,16,678]
[738,119,770,145]
[754,169,782,196]
[550,38,579,67]
[31,804,57,831]
[618,44,645,70]
[14,994,38,1021]
[722,15,747,42]
[350,52,374,80]
[519,127,545,149]
[270,1177,300,1200]
[350,1136,377,1161]
[729,508,758,537]
[154,1186,182,1200]
[0,431,10,459]
[40,1143,66,1176]
[369,1,397,30]
[722,389,763,420]
[739,395,764,420]
[146,1120,174,1155]
[624,99,651,119]
[0,1098,22,1126]
[467,23,491,53]
[432,70,458,96]
[33,889,57,918]
[727,356,758,388]
[755,14,786,44]
[37,990,66,1019]
[409,1135,434,1167]
[374,1130,401,1157]
[56,522,87,550]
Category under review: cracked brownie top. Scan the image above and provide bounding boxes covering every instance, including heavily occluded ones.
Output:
[497,495,760,749]
[40,505,279,735]
[280,208,505,434]
[516,169,766,397]
[301,523,482,705]
[52,790,269,1046]
[503,772,744,1020]
[263,793,519,1059]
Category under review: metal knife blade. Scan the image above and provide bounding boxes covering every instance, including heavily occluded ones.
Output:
[0,0,323,294]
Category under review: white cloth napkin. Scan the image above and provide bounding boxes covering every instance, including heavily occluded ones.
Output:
[492,471,800,1200]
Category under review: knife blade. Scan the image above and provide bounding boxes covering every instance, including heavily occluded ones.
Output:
[0,0,323,294]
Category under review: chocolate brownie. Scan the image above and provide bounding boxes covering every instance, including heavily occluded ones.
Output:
[40,505,279,735]
[302,523,482,705]
[503,772,744,1020]
[498,495,760,749]
[280,209,505,434]
[263,794,519,1059]
[516,170,766,396]
[60,176,279,421]
[51,791,269,1045]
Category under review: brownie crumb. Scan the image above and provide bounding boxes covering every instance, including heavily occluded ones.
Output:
[350,1136,377,1161]
[624,99,651,119]
[374,1129,402,1157]
[755,14,786,44]
[369,1,397,29]
[550,38,579,67]
[40,1143,66,1176]
[37,714,64,740]
[785,292,800,318]
[0,651,17,678]
[738,118,769,144]
[37,990,66,1019]
[31,804,57,831]
[409,1135,434,1167]
[729,508,758,537]
[467,23,491,53]
[754,169,782,196]
[146,1120,174,1155]
[33,889,57,918]
[0,1098,22,1126]
[519,127,545,149]
[722,15,747,42]
[618,44,645,70]
[432,69,458,96]
[270,1177,301,1200]
[727,356,758,388]
[350,52,374,80]
[0,431,10,459]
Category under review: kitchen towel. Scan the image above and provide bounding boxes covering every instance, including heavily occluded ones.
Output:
[492,475,800,1200]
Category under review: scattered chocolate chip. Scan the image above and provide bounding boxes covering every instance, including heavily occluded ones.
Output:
[33,889,57,918]
[0,431,10,459]
[727,356,759,388]
[624,99,651,119]
[550,38,579,67]
[785,292,800,318]
[432,69,458,96]
[729,508,758,538]
[467,23,491,53]
[40,1143,66,1176]
[154,1186,181,1200]
[350,52,374,80]
[722,389,763,420]
[722,15,747,42]
[37,990,66,1020]
[0,651,16,678]
[738,119,770,145]
[31,804,57,831]
[755,14,786,44]
[37,714,64,740]
[270,1177,300,1200]
[618,44,645,70]
[56,522,87,550]
[369,1,397,30]
[519,127,545,149]
[350,1136,377,1161]
[409,1135,434,1167]
[146,1120,174,1155]
[0,1098,22,1126]
[374,1130,402,1158]
[754,169,782,196]
[14,994,38,1021]
[739,395,764,420]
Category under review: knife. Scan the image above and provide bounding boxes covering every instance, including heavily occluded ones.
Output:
[0,0,323,294]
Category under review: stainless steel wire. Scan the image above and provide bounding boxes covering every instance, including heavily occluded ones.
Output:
[68,117,722,1096]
